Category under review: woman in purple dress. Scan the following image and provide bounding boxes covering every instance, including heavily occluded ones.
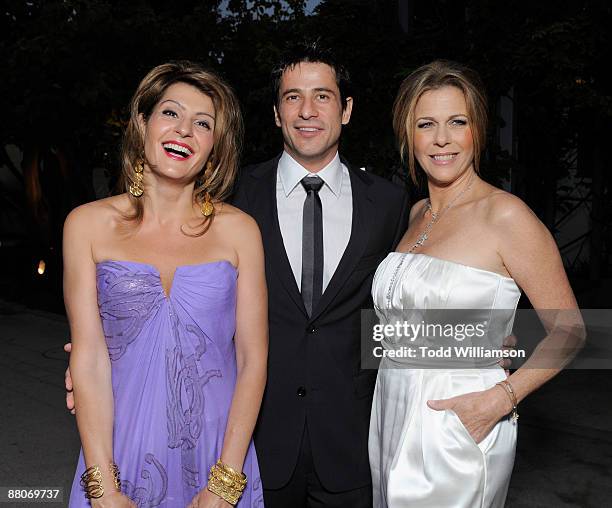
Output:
[64,62,267,508]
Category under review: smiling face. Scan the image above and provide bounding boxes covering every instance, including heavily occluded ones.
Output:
[274,62,353,172]
[140,82,215,184]
[413,86,475,185]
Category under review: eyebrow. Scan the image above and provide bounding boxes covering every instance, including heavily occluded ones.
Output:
[281,87,338,96]
[416,114,468,122]
[160,99,215,120]
[313,87,336,94]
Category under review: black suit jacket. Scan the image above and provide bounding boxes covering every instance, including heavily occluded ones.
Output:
[232,155,409,492]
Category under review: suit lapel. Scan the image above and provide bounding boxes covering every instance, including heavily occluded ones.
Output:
[309,163,374,322]
[249,157,307,317]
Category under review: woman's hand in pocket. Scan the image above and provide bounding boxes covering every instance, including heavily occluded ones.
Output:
[427,386,512,444]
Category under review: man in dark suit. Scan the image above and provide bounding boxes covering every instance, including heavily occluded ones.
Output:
[63,41,409,507]
[233,41,409,508]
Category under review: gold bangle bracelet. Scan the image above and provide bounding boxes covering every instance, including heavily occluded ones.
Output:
[80,465,104,499]
[211,463,247,487]
[210,467,245,491]
[80,462,121,500]
[496,380,519,422]
[109,462,122,492]
[216,460,245,480]
[207,459,247,506]
[208,475,242,505]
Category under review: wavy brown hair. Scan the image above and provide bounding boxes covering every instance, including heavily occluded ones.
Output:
[392,60,488,184]
[118,61,243,234]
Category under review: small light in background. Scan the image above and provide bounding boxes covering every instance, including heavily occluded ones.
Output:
[37,260,46,275]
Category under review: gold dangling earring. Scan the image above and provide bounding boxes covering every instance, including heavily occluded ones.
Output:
[201,192,214,217]
[129,160,144,197]
[200,161,215,217]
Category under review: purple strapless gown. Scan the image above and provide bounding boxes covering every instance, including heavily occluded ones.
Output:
[69,260,264,507]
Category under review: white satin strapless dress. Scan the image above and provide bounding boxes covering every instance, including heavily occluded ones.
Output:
[369,252,521,508]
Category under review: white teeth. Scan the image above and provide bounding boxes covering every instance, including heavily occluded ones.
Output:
[298,128,318,132]
[432,154,456,161]
[162,143,193,156]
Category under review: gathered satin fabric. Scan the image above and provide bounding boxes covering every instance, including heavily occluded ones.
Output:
[369,253,521,508]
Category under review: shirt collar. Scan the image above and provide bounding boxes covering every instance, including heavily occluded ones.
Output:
[278,151,343,197]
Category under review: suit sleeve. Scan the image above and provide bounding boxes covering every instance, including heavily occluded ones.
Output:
[390,190,410,250]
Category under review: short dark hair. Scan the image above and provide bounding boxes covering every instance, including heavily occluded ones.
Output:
[271,39,352,110]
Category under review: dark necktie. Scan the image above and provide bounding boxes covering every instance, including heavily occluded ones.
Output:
[301,176,324,317]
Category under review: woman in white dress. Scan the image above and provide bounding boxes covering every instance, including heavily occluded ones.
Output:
[368,60,584,507]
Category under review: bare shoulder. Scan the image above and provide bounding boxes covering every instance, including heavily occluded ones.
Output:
[215,202,261,241]
[214,203,263,272]
[63,196,129,263]
[477,187,555,261]
[482,189,541,229]
[65,195,131,233]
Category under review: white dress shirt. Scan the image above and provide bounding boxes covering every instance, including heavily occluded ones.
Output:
[276,151,353,292]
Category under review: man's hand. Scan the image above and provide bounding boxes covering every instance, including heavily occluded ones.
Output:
[499,334,517,376]
[64,342,75,414]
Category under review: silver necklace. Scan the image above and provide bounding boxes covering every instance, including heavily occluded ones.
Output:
[408,175,475,253]
[385,175,475,309]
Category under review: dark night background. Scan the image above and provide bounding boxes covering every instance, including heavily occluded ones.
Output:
[0,1,611,506]
[1,0,611,311]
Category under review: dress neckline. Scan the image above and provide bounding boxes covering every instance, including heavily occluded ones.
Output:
[96,259,237,299]
[391,251,516,283]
